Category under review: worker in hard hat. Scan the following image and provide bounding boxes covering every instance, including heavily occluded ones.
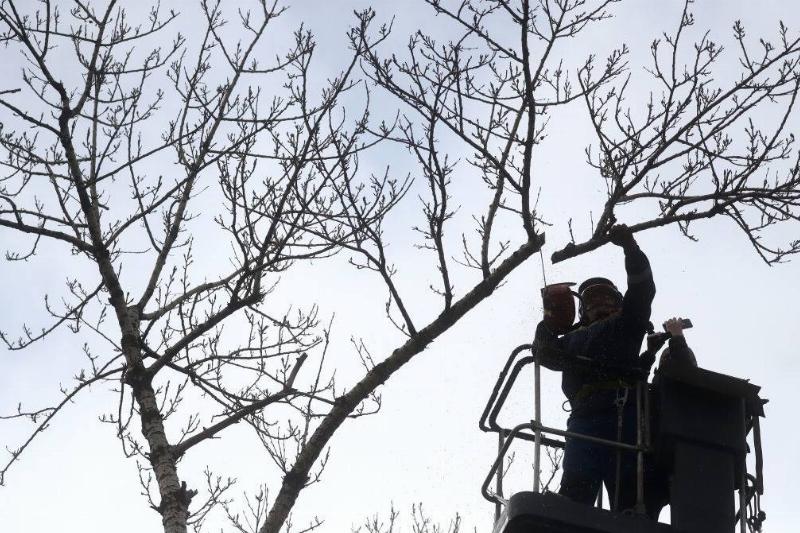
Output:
[534,224,656,512]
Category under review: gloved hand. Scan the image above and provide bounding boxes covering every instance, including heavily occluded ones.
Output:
[608,224,637,249]
[664,317,686,337]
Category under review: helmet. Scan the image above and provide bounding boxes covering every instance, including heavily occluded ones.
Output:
[659,345,698,368]
[578,277,622,323]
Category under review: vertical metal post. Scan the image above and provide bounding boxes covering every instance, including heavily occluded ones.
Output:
[753,414,764,494]
[495,432,503,522]
[739,470,748,533]
[533,360,542,493]
[643,376,651,449]
[635,381,646,515]
[739,398,748,533]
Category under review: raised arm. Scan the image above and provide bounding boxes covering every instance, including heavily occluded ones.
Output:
[661,317,698,367]
[609,225,656,331]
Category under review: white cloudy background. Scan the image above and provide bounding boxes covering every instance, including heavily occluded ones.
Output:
[1,1,798,532]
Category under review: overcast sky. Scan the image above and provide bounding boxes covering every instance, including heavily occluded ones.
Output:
[1,1,799,532]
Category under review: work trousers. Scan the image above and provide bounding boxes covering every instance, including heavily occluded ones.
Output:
[558,400,638,512]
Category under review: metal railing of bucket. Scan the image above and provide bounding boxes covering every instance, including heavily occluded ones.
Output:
[479,343,765,532]
[479,342,651,519]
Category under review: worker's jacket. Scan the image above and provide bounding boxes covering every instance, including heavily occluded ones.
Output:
[535,244,656,416]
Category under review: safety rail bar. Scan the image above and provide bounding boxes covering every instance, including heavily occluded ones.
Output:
[479,344,649,439]
[479,344,531,430]
[479,344,564,449]
[480,342,652,518]
[480,389,651,505]
[480,343,652,518]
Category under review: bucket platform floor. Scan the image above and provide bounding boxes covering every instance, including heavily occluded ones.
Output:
[496,492,676,533]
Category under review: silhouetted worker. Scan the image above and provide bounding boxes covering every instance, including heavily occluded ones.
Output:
[645,317,697,520]
[637,316,697,375]
[656,317,697,370]
[535,224,655,512]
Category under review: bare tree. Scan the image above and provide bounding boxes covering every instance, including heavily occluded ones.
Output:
[0,1,398,532]
[2,1,799,533]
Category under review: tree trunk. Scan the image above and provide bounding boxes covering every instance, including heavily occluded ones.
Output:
[132,376,190,533]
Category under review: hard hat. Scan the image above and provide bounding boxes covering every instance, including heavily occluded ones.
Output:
[578,277,622,322]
